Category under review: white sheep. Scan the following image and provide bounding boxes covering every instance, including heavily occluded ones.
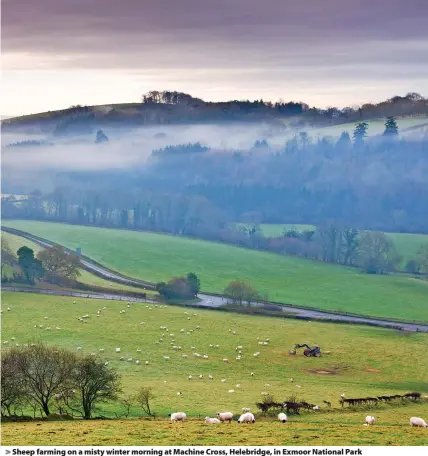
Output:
[182,354,188,359]
[365,416,376,425]
[136,360,140,364]
[216,412,233,423]
[228,389,235,393]
[163,356,170,360]
[410,417,427,427]
[250,372,254,377]
[188,375,193,380]
[238,412,255,424]
[208,375,213,380]
[222,358,229,363]
[145,361,149,365]
[199,375,204,379]
[242,407,251,413]
[278,412,287,423]
[116,348,121,353]
[169,412,186,422]
[205,416,221,424]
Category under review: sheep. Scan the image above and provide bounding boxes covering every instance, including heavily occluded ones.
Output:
[169,412,186,422]
[222,358,229,363]
[290,378,294,382]
[137,349,142,353]
[145,361,149,365]
[208,375,214,380]
[99,348,104,352]
[313,405,320,411]
[242,408,251,413]
[228,389,235,393]
[221,378,226,383]
[163,356,170,361]
[410,417,427,427]
[205,416,221,424]
[203,355,209,359]
[77,346,82,351]
[104,361,109,366]
[238,412,255,424]
[182,354,189,359]
[177,392,182,396]
[365,416,376,425]
[278,413,288,423]
[116,348,121,353]
[136,360,140,364]
[188,375,193,380]
[199,375,204,379]
[250,372,254,377]
[216,412,233,423]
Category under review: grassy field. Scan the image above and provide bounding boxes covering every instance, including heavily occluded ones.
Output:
[238,223,428,265]
[1,231,153,295]
[1,291,428,445]
[3,220,428,323]
[2,408,428,446]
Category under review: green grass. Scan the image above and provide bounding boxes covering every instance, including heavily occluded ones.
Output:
[3,220,428,323]
[1,291,428,445]
[1,231,154,295]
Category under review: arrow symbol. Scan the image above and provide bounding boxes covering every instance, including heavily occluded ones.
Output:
[6,451,11,454]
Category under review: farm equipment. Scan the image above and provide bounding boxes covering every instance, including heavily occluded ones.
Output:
[289,343,321,357]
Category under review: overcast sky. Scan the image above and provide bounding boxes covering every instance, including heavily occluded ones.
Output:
[2,0,428,116]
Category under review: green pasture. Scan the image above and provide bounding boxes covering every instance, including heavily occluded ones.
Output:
[1,291,428,445]
[3,221,428,323]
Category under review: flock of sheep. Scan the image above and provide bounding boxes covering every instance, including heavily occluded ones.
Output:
[4,300,428,432]
[169,411,427,428]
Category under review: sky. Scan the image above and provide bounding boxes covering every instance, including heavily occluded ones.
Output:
[2,0,428,117]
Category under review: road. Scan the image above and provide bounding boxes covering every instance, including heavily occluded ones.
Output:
[2,226,428,332]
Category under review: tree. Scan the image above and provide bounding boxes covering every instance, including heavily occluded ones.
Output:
[383,116,399,136]
[186,272,200,296]
[37,244,81,280]
[357,232,401,274]
[95,129,109,143]
[135,386,155,417]
[315,223,343,263]
[353,122,369,145]
[341,227,359,266]
[1,348,29,417]
[336,131,351,149]
[416,243,428,274]
[69,355,121,419]
[156,277,193,300]
[15,344,76,416]
[223,280,260,306]
[17,246,44,284]
[1,237,14,263]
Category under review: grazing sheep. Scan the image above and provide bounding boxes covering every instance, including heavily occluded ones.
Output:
[221,378,226,383]
[77,346,82,351]
[216,412,233,423]
[410,417,427,427]
[313,405,320,410]
[278,413,287,423]
[163,356,170,360]
[228,389,235,393]
[104,361,109,366]
[238,412,255,424]
[208,375,213,380]
[145,361,149,365]
[137,349,142,353]
[116,348,121,353]
[182,354,188,359]
[365,416,376,425]
[250,372,254,377]
[199,375,203,379]
[136,360,140,364]
[188,376,193,380]
[223,358,229,363]
[177,392,182,396]
[205,416,221,424]
[99,348,104,352]
[242,408,251,413]
[169,412,186,422]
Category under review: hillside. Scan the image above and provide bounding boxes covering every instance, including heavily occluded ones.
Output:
[3,220,428,323]
[2,291,428,445]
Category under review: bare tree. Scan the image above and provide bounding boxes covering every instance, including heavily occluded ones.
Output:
[37,244,81,280]
[70,355,121,419]
[14,344,76,416]
[135,386,155,417]
[1,348,29,416]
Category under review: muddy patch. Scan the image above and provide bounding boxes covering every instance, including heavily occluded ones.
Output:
[307,369,336,375]
[364,367,381,373]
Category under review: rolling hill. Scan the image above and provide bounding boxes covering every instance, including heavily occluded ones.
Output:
[3,220,428,323]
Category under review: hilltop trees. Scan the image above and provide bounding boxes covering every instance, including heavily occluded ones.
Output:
[383,116,399,136]
[95,129,109,143]
[353,122,369,145]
